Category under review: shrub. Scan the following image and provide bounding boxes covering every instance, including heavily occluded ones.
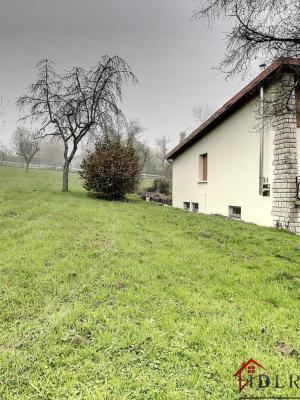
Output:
[80,135,140,200]
[149,178,171,195]
[125,193,141,202]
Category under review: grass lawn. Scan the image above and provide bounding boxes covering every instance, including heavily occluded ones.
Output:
[0,166,300,400]
[139,178,153,191]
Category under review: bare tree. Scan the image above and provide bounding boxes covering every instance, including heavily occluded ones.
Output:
[0,96,10,134]
[0,97,10,115]
[194,1,300,121]
[192,104,212,126]
[126,119,144,144]
[156,134,170,178]
[12,127,39,172]
[0,142,9,165]
[136,140,151,172]
[17,56,137,191]
[194,0,300,77]
[125,120,151,171]
[101,119,151,172]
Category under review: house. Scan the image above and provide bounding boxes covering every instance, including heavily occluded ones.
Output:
[166,58,300,234]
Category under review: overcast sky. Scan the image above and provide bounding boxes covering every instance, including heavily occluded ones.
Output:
[0,0,258,149]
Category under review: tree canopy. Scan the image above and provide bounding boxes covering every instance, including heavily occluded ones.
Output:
[194,0,300,77]
[17,56,137,190]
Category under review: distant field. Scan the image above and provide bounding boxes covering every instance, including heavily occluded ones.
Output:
[0,166,299,399]
[139,177,153,190]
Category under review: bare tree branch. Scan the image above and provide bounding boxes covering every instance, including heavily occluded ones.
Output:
[17,56,137,190]
[156,134,170,178]
[194,0,300,77]
[12,127,40,172]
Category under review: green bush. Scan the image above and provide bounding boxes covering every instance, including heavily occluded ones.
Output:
[80,135,140,200]
[149,178,171,195]
[125,193,141,202]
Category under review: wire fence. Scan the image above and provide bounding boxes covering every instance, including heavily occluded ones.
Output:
[0,161,80,172]
[0,161,160,179]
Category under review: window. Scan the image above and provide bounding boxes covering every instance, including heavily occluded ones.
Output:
[229,206,241,219]
[191,202,199,213]
[183,202,190,211]
[199,153,208,182]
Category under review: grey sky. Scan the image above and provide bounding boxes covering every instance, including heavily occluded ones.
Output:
[0,0,256,148]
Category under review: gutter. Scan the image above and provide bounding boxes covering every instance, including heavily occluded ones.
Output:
[259,85,264,195]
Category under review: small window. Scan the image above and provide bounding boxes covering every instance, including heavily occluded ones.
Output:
[183,202,190,211]
[199,153,208,182]
[229,206,241,219]
[191,202,199,213]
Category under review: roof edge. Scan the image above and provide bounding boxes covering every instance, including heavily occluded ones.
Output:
[167,57,300,160]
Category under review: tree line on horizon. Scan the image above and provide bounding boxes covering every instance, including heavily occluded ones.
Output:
[0,125,172,179]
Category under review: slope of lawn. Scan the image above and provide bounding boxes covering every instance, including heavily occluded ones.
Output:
[0,166,300,400]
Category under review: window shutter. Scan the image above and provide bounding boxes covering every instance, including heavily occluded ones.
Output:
[202,154,207,181]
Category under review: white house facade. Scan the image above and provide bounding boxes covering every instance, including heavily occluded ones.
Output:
[167,58,300,234]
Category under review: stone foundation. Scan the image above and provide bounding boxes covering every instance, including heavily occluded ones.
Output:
[272,75,300,234]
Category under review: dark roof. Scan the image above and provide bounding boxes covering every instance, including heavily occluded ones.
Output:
[166,57,300,160]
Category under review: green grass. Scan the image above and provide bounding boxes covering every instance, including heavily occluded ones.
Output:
[0,166,300,400]
[139,177,153,191]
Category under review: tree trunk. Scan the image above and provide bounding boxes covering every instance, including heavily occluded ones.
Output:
[63,160,69,191]
[25,161,29,172]
[62,140,77,192]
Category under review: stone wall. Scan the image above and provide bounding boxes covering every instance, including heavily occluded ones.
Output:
[272,74,300,234]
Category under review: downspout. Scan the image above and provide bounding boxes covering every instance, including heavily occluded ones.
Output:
[259,84,264,195]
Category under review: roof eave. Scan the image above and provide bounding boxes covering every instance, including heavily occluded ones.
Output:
[167,57,300,161]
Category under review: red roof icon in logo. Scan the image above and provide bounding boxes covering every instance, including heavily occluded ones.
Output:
[234,359,266,392]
